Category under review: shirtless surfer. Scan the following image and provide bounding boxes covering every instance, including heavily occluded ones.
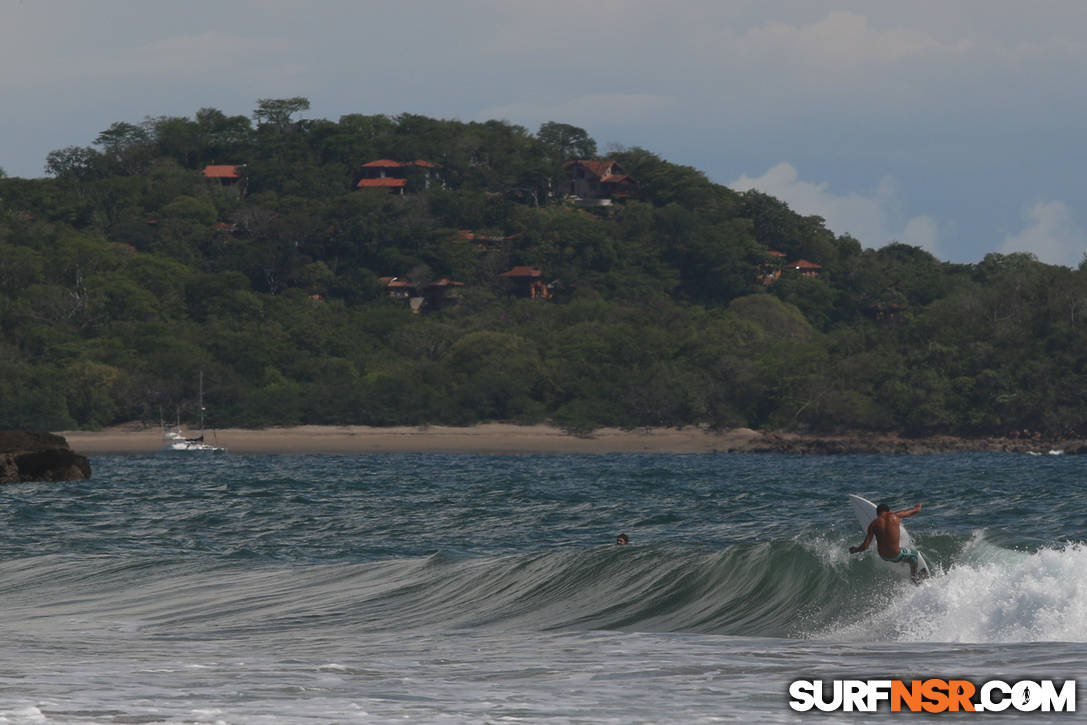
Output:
[849,503,926,580]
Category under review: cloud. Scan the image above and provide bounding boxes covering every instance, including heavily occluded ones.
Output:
[1000,201,1087,268]
[86,31,286,80]
[901,215,941,256]
[1,25,284,89]
[730,162,943,257]
[724,10,973,73]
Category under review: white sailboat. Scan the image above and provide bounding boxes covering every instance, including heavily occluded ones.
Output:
[162,372,226,453]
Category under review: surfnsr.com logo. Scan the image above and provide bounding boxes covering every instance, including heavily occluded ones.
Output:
[789,679,1076,713]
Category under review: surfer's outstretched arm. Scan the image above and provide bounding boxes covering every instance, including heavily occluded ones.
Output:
[849,527,875,554]
[895,503,922,519]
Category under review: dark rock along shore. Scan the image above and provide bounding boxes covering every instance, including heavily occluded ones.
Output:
[742,431,1087,455]
[0,430,91,483]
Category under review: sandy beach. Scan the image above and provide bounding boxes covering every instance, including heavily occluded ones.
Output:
[57,424,764,456]
[55,423,1087,457]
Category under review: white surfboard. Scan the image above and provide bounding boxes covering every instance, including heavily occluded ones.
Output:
[849,494,930,580]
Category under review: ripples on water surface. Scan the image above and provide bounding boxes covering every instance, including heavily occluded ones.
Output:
[0,452,1084,722]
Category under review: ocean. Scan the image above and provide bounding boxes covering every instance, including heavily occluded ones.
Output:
[0,452,1083,723]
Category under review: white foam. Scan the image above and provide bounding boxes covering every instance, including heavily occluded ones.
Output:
[803,534,851,569]
[828,534,1087,643]
[0,706,47,725]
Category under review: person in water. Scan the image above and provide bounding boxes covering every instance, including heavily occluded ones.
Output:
[616,533,629,545]
[849,502,925,579]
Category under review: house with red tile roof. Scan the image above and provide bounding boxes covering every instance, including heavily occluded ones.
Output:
[788,259,823,278]
[379,276,415,299]
[356,159,441,193]
[500,266,552,299]
[759,251,824,284]
[562,159,639,206]
[203,164,243,179]
[758,250,786,285]
[203,164,247,196]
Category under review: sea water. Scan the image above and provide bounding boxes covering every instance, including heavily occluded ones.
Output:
[0,452,1083,723]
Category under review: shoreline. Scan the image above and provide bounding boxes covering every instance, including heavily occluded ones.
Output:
[57,424,763,456]
[55,424,1087,456]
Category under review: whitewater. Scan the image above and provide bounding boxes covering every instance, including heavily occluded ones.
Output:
[0,452,1083,722]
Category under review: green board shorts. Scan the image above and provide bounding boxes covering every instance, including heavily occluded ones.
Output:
[881,547,919,566]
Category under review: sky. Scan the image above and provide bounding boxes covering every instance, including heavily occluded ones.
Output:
[3,0,1087,267]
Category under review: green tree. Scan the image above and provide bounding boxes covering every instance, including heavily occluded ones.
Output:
[536,121,597,163]
[195,107,253,159]
[44,146,103,182]
[149,115,204,168]
[0,243,45,295]
[64,360,123,427]
[254,97,311,129]
[94,121,157,175]
[441,330,545,422]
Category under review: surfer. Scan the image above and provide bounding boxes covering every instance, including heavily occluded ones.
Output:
[849,503,925,579]
[616,533,629,545]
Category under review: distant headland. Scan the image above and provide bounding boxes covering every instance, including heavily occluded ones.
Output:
[4,101,1086,441]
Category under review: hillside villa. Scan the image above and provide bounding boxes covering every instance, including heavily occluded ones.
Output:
[356,159,442,193]
[562,159,639,207]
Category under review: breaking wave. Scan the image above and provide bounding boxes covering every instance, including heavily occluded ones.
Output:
[4,530,1083,644]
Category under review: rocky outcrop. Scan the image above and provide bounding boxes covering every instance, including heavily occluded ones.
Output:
[739,431,1087,455]
[0,430,91,483]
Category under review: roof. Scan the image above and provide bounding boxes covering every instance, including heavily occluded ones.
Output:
[563,159,619,178]
[600,174,637,185]
[500,266,544,278]
[791,259,823,269]
[767,250,787,257]
[203,164,242,178]
[357,178,407,188]
[362,159,404,168]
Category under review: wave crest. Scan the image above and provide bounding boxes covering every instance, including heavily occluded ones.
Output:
[3,533,1083,644]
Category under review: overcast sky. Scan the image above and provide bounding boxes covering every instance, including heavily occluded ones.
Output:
[3,1,1087,267]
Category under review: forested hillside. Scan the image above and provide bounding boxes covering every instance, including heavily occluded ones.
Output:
[2,98,1085,436]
